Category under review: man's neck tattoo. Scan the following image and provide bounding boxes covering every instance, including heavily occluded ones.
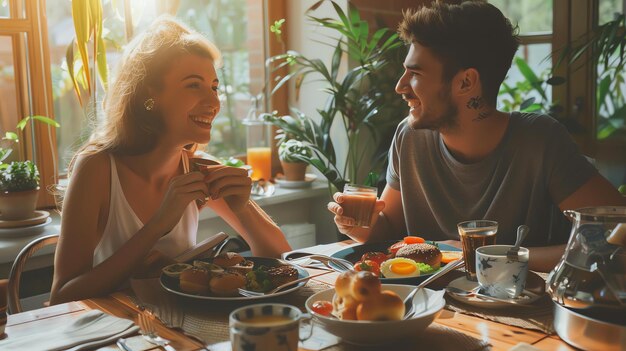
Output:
[466,96,491,121]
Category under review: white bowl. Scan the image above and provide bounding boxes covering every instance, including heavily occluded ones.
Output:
[305,284,445,345]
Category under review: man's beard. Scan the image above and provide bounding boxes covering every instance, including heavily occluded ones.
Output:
[408,87,458,132]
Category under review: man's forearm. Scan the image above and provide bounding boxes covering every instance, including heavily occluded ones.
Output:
[367,212,403,242]
[528,244,566,272]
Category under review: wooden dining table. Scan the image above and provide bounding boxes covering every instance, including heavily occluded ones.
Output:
[5,241,576,351]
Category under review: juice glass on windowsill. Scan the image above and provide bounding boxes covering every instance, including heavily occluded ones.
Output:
[247,147,272,181]
[342,184,378,228]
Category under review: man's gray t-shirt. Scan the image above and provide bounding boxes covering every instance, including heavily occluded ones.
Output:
[386,112,598,246]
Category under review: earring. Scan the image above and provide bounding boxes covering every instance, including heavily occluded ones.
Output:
[144,98,155,111]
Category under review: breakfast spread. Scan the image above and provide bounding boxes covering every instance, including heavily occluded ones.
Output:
[162,252,299,297]
[351,236,445,278]
[312,270,404,321]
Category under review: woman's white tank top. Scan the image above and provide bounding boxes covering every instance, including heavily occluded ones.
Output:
[92,154,198,266]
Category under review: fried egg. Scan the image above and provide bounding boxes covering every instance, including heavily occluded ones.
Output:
[380,258,420,279]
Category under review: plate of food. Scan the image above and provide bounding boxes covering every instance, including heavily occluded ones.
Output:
[330,236,462,284]
[305,270,445,345]
[160,252,309,301]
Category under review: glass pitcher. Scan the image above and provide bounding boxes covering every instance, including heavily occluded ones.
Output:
[546,206,626,311]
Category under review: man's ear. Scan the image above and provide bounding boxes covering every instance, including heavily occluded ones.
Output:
[455,68,480,95]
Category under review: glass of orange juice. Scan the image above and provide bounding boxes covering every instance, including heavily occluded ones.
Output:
[342,184,378,227]
[247,146,271,181]
[244,114,272,182]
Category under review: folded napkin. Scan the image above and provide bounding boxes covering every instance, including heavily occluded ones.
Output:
[0,309,139,351]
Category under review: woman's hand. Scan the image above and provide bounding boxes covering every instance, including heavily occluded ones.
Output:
[203,165,252,213]
[327,191,385,237]
[152,172,209,232]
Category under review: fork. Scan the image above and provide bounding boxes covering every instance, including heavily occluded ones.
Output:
[238,271,330,297]
[288,254,354,272]
[137,309,176,351]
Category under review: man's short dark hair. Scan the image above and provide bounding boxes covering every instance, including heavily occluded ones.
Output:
[398,0,520,105]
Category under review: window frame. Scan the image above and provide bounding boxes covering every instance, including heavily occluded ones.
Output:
[0,0,57,208]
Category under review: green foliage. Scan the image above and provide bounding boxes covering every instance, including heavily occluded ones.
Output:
[270,19,285,38]
[221,157,245,168]
[499,57,564,116]
[278,139,312,163]
[0,161,40,192]
[551,13,626,139]
[264,0,407,192]
[67,0,108,107]
[263,109,346,191]
[0,116,60,164]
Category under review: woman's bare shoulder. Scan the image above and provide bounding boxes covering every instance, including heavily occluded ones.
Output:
[71,152,111,179]
[66,152,111,201]
[61,152,112,241]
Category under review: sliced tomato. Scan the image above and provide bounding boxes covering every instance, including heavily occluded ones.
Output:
[311,300,333,316]
[388,241,407,255]
[353,260,381,276]
[361,252,388,266]
[403,236,425,244]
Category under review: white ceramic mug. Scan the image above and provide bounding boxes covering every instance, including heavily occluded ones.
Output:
[475,245,529,299]
[229,303,312,351]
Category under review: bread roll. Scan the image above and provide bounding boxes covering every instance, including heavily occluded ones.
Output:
[213,252,245,267]
[334,271,356,297]
[332,293,359,320]
[395,243,442,269]
[209,271,246,296]
[350,271,381,302]
[179,267,210,295]
[356,290,405,321]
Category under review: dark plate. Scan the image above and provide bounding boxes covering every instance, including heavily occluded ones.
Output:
[330,241,461,285]
[160,256,309,301]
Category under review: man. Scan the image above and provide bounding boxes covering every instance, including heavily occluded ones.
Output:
[327,0,626,272]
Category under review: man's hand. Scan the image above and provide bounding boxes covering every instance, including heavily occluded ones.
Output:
[327,192,385,238]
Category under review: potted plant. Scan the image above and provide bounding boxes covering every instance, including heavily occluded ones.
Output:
[263,1,407,194]
[278,139,311,181]
[0,161,40,220]
[0,115,59,220]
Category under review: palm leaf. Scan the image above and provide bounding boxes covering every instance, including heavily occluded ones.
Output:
[96,35,108,89]
[65,39,83,106]
[72,0,92,95]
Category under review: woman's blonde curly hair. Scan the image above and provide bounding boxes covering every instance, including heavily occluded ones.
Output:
[69,15,221,173]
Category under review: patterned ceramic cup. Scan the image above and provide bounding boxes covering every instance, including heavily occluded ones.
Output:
[475,245,529,299]
[229,303,312,351]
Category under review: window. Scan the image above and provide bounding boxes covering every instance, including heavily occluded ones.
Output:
[596,0,625,140]
[46,0,266,174]
[491,0,554,113]
[0,0,56,208]
[492,0,625,184]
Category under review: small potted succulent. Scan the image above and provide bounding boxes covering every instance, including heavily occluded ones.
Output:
[278,139,311,181]
[0,115,59,220]
[0,161,40,220]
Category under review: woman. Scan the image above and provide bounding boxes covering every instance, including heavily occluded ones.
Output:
[50,17,291,304]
